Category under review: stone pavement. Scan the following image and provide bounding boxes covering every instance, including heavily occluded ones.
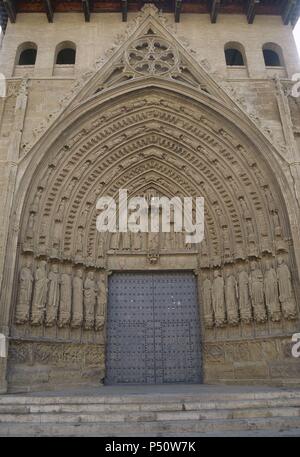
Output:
[1,384,300,436]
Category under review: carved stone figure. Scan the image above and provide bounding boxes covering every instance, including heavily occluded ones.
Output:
[71,269,84,328]
[215,206,227,228]
[264,186,276,213]
[201,276,214,328]
[122,231,131,250]
[52,221,62,255]
[73,161,90,181]
[239,196,251,219]
[273,211,282,237]
[15,258,33,324]
[199,238,209,268]
[225,272,239,325]
[264,260,281,322]
[165,229,175,250]
[222,227,231,257]
[31,261,48,326]
[84,271,97,330]
[200,182,217,205]
[38,165,54,190]
[211,270,226,327]
[25,213,35,248]
[176,231,185,250]
[133,230,143,250]
[237,266,252,323]
[58,272,72,328]
[45,264,60,327]
[76,227,84,255]
[249,261,267,323]
[277,257,298,320]
[258,208,272,253]
[246,219,255,243]
[148,231,159,252]
[56,199,67,222]
[98,233,105,258]
[29,189,43,214]
[64,178,77,199]
[95,275,107,331]
[110,232,120,250]
[78,206,89,229]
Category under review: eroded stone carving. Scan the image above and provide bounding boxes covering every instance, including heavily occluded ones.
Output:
[24,213,35,251]
[71,269,84,329]
[277,257,298,320]
[264,259,281,322]
[212,270,226,327]
[84,271,97,330]
[201,275,214,329]
[58,270,72,328]
[249,261,267,323]
[225,271,239,326]
[238,265,253,324]
[95,273,107,331]
[29,189,43,214]
[15,258,33,325]
[45,264,60,327]
[31,261,48,326]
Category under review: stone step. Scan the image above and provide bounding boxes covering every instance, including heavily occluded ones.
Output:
[2,389,300,405]
[0,405,299,423]
[0,397,300,414]
[1,388,300,436]
[1,415,300,437]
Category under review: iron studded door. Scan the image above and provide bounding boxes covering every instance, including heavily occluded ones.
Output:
[105,272,202,384]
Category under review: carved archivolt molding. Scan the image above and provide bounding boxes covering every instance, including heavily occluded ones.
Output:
[20,92,288,263]
[11,86,298,337]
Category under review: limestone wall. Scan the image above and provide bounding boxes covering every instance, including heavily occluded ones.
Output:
[0,13,299,78]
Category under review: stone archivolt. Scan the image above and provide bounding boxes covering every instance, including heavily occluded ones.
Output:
[13,88,298,335]
[21,94,286,262]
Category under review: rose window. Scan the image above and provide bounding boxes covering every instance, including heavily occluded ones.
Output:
[126,37,177,76]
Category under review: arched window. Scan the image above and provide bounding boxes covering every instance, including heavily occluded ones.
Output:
[263,43,284,67]
[16,43,37,66]
[224,43,246,66]
[55,42,76,65]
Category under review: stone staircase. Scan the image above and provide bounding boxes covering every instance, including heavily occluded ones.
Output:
[1,386,300,436]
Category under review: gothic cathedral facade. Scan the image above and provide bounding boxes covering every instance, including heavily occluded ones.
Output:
[0,2,300,392]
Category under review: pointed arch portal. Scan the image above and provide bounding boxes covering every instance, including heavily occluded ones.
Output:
[2,5,299,390]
